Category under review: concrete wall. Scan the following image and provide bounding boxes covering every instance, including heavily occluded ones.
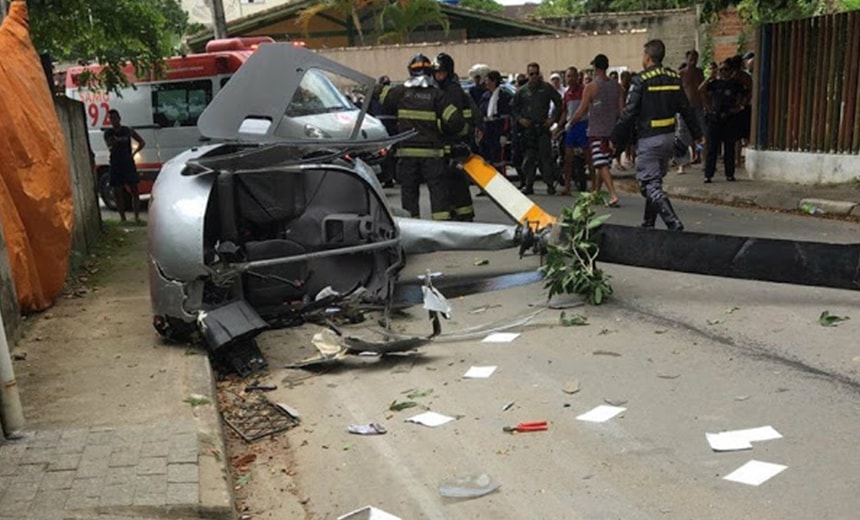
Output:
[55,97,101,256]
[318,31,648,83]
[746,150,860,185]
[542,8,703,71]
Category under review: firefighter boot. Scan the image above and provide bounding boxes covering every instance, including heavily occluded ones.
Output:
[641,199,658,228]
[656,198,684,231]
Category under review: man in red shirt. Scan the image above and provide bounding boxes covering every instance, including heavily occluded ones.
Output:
[558,66,590,194]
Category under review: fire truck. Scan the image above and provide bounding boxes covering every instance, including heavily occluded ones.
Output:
[65,37,274,209]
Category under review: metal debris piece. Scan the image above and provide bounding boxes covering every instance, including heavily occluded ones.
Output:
[604,398,628,407]
[562,380,581,394]
[221,395,300,442]
[501,401,515,411]
[593,350,621,357]
[347,423,388,435]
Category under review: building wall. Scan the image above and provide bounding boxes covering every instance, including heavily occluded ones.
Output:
[319,31,648,83]
[709,7,752,63]
[541,8,703,71]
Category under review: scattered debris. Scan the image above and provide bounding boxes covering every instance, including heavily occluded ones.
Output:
[11,352,26,361]
[562,380,581,394]
[183,394,211,407]
[347,423,388,435]
[819,310,849,327]
[221,395,300,442]
[725,306,740,314]
[338,505,402,520]
[559,312,588,327]
[706,319,723,326]
[389,400,419,412]
[438,473,500,499]
[244,380,277,392]
[657,374,680,380]
[592,350,621,357]
[235,473,252,487]
[603,398,628,407]
[482,332,520,343]
[734,395,751,401]
[706,426,782,452]
[654,329,668,334]
[503,421,547,433]
[463,366,497,379]
[469,304,502,314]
[501,401,515,411]
[722,460,787,486]
[405,411,455,427]
[473,258,490,266]
[576,405,626,423]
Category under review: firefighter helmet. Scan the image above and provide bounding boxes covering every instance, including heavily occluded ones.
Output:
[407,54,432,77]
[433,53,455,76]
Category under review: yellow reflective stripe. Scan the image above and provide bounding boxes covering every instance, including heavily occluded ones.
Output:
[441,105,457,122]
[398,109,436,121]
[463,109,472,118]
[396,147,445,158]
[379,86,391,103]
[650,117,675,128]
[432,211,452,220]
[454,205,474,215]
[648,85,681,92]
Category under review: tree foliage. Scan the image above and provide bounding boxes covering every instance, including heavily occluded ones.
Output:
[459,0,505,13]
[534,0,854,21]
[297,0,387,46]
[377,0,450,44]
[26,0,188,92]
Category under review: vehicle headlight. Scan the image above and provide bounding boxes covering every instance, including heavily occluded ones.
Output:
[304,124,331,139]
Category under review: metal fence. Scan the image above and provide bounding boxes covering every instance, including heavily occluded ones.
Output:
[756,10,860,153]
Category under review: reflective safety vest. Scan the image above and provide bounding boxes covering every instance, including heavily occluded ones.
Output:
[380,79,464,158]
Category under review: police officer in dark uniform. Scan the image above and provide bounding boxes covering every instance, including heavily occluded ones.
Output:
[612,39,702,231]
[379,54,464,220]
[433,53,480,222]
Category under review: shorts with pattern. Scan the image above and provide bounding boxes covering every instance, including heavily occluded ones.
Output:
[589,137,612,168]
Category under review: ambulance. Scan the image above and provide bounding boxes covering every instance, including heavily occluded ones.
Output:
[65,37,389,209]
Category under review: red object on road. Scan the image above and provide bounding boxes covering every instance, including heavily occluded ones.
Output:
[503,421,548,433]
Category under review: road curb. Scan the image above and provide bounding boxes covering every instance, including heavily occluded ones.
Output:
[188,354,235,520]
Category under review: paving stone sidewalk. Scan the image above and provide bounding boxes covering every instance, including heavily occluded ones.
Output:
[0,419,203,519]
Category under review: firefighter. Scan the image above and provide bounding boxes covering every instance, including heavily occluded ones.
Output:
[433,52,480,222]
[612,39,702,231]
[379,54,464,220]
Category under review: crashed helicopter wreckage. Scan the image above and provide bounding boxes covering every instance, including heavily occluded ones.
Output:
[146,43,550,372]
[147,42,859,374]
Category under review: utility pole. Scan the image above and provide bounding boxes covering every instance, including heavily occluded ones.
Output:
[210,0,228,40]
[0,309,24,439]
[0,0,10,24]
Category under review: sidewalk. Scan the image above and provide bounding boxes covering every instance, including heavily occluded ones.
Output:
[613,160,860,216]
[0,225,233,520]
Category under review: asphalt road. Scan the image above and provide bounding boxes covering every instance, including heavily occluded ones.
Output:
[226,184,860,519]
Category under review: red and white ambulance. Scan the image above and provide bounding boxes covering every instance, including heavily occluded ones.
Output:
[65,37,275,209]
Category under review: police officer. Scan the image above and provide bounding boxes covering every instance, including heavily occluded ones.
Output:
[380,54,464,220]
[612,39,702,231]
[433,53,480,222]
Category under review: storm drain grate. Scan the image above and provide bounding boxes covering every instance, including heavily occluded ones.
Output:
[221,396,299,442]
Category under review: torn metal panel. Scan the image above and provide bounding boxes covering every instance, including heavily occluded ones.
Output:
[597,224,860,291]
[396,218,519,254]
[198,300,269,351]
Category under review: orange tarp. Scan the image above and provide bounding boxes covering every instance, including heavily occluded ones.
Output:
[0,1,73,312]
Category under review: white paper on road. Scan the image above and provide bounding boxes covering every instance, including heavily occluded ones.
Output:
[576,405,626,423]
[722,460,787,486]
[482,332,520,343]
[706,426,783,451]
[337,505,402,520]
[463,366,497,379]
[405,411,455,428]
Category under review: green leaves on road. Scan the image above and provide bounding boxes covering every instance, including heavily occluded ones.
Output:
[819,311,850,327]
[559,312,588,327]
[389,400,419,412]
